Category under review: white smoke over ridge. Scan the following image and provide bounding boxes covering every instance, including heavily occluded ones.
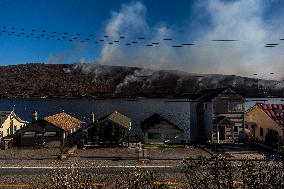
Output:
[93,0,284,80]
[115,69,154,93]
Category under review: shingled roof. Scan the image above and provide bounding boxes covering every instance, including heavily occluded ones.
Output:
[256,103,284,128]
[140,113,183,132]
[98,111,131,130]
[44,112,83,131]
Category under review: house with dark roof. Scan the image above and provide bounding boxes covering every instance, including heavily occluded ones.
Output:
[141,113,185,144]
[245,103,284,141]
[87,111,132,145]
[190,88,245,143]
[0,111,27,139]
[15,112,83,148]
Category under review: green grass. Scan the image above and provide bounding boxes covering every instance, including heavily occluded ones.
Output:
[144,143,185,148]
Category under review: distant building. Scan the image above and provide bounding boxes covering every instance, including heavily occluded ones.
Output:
[190,88,245,143]
[15,112,83,148]
[87,111,131,145]
[141,113,185,144]
[245,103,284,141]
[0,111,27,139]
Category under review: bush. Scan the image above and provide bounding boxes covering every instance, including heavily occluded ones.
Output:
[265,129,279,147]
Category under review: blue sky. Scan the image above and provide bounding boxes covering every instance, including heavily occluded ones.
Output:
[0,0,193,65]
[1,0,284,79]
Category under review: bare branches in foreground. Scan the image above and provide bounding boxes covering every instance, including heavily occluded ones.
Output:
[182,155,284,189]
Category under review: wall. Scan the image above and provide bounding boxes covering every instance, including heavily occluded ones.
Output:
[203,102,213,140]
[190,102,197,141]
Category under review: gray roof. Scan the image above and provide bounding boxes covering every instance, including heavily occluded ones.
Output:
[99,111,132,130]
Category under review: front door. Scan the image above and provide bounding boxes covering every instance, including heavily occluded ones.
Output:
[218,126,225,140]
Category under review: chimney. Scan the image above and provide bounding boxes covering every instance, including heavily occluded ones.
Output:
[32,111,38,122]
[89,112,95,124]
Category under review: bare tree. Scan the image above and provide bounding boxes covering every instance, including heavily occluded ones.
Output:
[182,155,284,189]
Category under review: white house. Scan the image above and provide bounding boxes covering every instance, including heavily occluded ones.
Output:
[141,113,185,144]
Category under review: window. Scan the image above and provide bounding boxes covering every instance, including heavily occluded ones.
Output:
[228,102,244,112]
[260,127,263,137]
[165,133,175,139]
[14,126,17,133]
[44,132,57,137]
[234,126,238,132]
[148,133,161,139]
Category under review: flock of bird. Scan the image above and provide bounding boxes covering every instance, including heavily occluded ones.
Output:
[0,26,282,48]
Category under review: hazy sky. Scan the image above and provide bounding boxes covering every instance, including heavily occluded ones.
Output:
[0,0,284,79]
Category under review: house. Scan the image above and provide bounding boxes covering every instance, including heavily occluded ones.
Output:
[141,113,185,144]
[245,103,284,141]
[190,88,245,144]
[0,111,27,139]
[15,112,83,149]
[87,111,131,145]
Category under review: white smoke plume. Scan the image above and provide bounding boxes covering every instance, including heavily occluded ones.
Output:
[92,0,284,80]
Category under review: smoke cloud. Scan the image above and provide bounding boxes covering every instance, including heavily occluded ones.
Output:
[92,0,284,80]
